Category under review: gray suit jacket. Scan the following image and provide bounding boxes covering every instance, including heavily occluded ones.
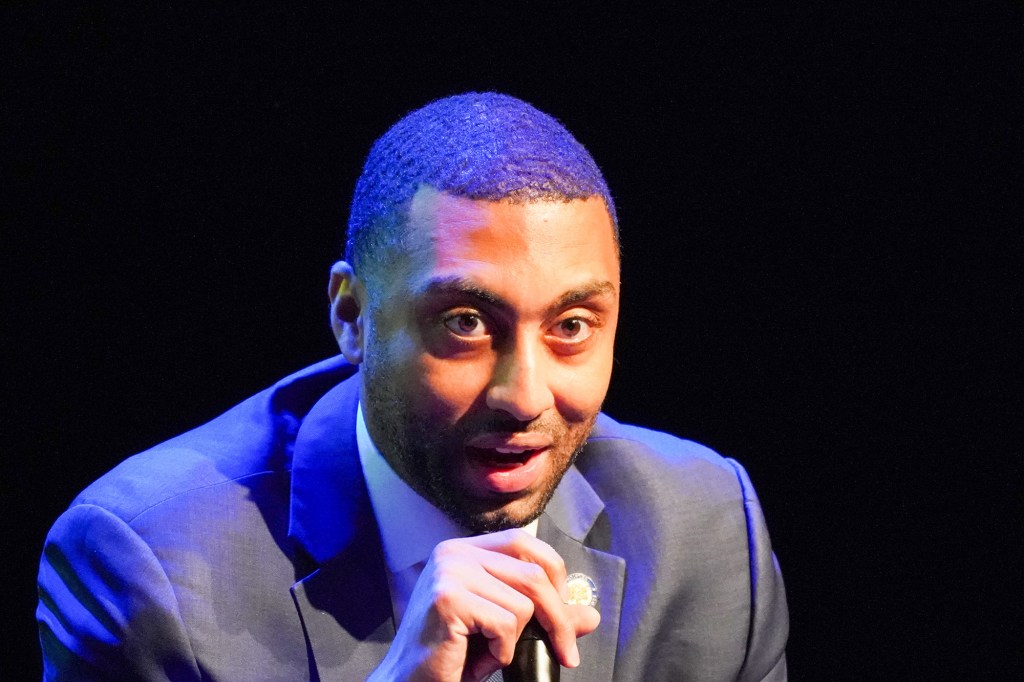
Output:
[38,357,788,680]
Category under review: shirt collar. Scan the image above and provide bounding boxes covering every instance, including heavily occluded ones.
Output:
[356,403,470,573]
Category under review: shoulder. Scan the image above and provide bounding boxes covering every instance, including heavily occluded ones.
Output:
[576,414,789,680]
[70,356,358,523]
[579,413,751,508]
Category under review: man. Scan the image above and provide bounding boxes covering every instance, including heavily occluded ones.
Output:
[38,93,788,680]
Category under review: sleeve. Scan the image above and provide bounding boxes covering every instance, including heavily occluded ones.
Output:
[727,459,789,682]
[37,503,202,682]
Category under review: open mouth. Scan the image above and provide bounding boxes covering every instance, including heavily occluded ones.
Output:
[464,446,549,494]
[470,447,542,467]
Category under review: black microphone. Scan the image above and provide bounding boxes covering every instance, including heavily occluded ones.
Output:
[502,617,559,682]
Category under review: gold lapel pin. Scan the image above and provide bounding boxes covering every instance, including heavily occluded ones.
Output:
[564,572,598,608]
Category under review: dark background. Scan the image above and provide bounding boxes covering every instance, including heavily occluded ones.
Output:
[4,3,1019,680]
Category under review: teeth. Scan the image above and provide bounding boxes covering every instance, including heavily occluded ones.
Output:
[495,447,534,454]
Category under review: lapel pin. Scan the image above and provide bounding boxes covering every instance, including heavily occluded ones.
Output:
[564,572,598,608]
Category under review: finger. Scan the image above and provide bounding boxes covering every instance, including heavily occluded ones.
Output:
[462,546,562,629]
[463,635,502,682]
[568,603,601,638]
[434,533,590,667]
[529,603,600,669]
[460,591,520,667]
[464,529,569,599]
[460,561,537,631]
[429,542,538,629]
[469,548,582,667]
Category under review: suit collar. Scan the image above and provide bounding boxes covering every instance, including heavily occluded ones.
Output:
[288,372,366,564]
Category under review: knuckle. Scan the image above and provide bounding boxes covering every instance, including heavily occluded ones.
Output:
[523,561,548,588]
[505,528,529,551]
[499,609,519,638]
[430,581,459,612]
[511,593,535,622]
[517,527,540,548]
[538,544,565,575]
[430,540,473,572]
[432,538,460,560]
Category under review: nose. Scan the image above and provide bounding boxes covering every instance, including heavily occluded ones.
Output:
[485,339,555,422]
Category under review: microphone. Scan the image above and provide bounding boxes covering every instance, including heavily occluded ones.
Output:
[503,617,559,682]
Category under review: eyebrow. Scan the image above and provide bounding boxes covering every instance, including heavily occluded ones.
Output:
[550,280,617,311]
[418,276,617,315]
[419,277,505,306]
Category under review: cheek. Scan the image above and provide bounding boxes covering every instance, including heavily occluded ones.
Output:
[417,356,494,419]
[551,354,615,422]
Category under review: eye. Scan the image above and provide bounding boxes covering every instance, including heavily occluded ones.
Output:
[548,316,594,342]
[443,312,489,338]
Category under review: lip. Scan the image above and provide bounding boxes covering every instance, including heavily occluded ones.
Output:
[465,432,554,451]
[462,445,550,495]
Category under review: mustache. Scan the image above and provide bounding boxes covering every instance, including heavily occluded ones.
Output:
[450,412,565,438]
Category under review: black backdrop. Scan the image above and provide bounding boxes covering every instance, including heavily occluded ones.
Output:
[4,4,1019,680]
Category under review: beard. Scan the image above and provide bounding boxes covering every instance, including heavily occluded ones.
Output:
[360,356,596,533]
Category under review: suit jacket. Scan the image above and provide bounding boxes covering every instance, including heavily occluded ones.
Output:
[37,356,788,681]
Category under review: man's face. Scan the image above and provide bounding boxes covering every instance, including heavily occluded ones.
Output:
[356,187,619,532]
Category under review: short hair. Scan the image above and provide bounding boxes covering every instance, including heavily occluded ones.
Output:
[345,92,617,280]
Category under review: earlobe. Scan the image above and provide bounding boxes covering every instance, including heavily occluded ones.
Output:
[328,261,365,364]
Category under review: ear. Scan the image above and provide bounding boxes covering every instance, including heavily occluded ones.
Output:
[328,261,365,365]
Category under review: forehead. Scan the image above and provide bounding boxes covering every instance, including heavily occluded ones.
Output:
[398,187,620,301]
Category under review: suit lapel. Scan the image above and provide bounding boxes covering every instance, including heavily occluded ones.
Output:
[539,465,626,682]
[290,525,395,680]
[288,376,397,680]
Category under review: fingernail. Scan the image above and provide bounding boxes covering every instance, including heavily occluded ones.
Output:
[569,643,581,668]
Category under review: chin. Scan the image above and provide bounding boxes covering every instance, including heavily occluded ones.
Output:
[455,491,549,534]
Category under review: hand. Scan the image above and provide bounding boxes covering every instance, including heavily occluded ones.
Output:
[369,529,601,682]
